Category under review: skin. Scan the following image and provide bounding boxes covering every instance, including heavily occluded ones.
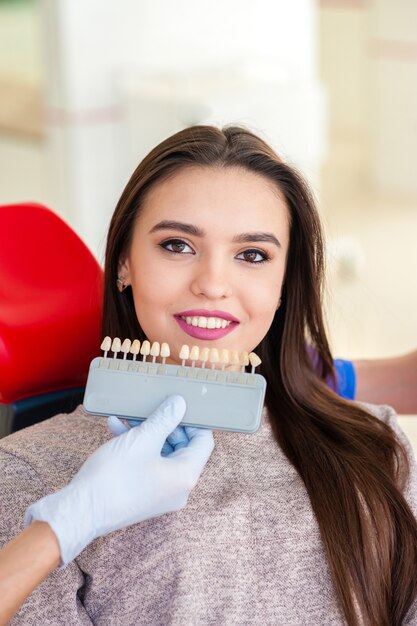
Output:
[120,166,290,366]
[354,350,417,414]
[0,522,60,625]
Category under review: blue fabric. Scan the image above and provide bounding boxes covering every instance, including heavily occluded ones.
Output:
[333,359,356,400]
[307,346,356,400]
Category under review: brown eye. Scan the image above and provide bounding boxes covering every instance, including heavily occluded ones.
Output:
[243,250,257,262]
[236,249,270,264]
[160,239,195,255]
[171,240,186,253]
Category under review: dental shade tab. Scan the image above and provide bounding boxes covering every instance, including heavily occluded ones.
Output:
[83,337,267,433]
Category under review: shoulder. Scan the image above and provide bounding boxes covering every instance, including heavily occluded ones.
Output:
[357,401,411,440]
[0,406,110,523]
[356,401,415,459]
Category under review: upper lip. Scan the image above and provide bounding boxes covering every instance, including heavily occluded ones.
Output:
[175,309,240,323]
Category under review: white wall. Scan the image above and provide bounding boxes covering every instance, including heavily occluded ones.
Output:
[40,0,325,258]
[370,0,417,198]
[319,0,417,201]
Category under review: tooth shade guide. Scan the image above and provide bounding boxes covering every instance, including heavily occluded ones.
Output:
[209,348,219,370]
[160,342,170,365]
[220,349,229,371]
[101,336,112,358]
[140,340,151,362]
[200,347,210,369]
[230,350,240,367]
[88,338,267,433]
[111,337,121,358]
[239,351,249,373]
[150,341,160,363]
[179,344,190,367]
[130,339,141,361]
[99,338,260,376]
[189,345,200,368]
[121,338,132,359]
[248,352,262,373]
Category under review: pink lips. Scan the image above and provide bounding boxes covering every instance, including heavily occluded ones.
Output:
[174,309,239,341]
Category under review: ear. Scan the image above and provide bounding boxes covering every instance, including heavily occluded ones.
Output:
[117,255,132,287]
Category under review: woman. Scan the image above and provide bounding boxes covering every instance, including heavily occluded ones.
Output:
[1,125,416,625]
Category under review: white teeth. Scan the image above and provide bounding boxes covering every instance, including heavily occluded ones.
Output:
[130,339,140,355]
[101,336,112,352]
[190,345,200,361]
[103,337,262,372]
[230,350,240,365]
[140,340,150,356]
[200,347,210,363]
[111,337,121,353]
[181,315,233,329]
[160,342,170,358]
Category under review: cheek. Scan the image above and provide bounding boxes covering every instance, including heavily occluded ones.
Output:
[129,262,182,336]
[130,256,179,305]
[245,271,283,317]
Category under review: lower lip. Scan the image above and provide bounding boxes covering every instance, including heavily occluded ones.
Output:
[174,317,238,340]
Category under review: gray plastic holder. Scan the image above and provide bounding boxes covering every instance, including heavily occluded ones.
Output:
[83,357,266,433]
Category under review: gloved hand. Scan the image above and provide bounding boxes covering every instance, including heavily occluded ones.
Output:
[26,395,214,566]
[108,415,191,455]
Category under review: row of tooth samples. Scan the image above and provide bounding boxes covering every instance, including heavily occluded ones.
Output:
[101,337,170,364]
[100,337,261,373]
[179,344,261,374]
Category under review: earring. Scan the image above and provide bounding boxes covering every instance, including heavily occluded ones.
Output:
[117,277,127,293]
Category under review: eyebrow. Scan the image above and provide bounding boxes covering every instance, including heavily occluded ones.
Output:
[149,220,281,248]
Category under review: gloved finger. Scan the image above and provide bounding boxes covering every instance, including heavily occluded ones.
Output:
[127,418,144,428]
[126,419,183,454]
[184,426,199,439]
[137,395,187,450]
[107,415,130,436]
[174,427,215,474]
[161,440,174,456]
[166,426,189,450]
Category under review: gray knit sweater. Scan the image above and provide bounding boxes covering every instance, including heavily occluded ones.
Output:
[0,403,416,625]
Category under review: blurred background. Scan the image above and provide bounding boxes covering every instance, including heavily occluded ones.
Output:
[0,0,415,424]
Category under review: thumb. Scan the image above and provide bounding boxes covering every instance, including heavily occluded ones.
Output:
[138,395,187,449]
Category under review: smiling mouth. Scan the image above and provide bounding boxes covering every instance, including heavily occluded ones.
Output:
[177,315,233,329]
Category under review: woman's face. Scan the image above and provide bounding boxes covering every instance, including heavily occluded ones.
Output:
[120,166,290,366]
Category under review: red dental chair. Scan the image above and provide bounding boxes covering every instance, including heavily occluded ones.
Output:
[0,203,103,437]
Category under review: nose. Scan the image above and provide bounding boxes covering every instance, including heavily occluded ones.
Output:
[190,255,233,300]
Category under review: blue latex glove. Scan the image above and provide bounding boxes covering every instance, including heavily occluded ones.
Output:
[26,395,214,566]
[108,416,190,455]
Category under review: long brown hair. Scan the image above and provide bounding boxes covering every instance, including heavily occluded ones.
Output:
[103,125,417,625]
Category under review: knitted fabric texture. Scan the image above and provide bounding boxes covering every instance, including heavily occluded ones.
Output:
[0,403,416,625]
